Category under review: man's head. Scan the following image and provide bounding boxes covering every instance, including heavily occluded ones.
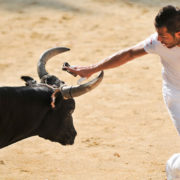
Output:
[155,5,180,48]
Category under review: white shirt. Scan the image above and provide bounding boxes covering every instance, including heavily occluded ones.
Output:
[143,33,180,90]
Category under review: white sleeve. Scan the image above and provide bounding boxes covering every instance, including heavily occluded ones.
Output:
[143,33,159,54]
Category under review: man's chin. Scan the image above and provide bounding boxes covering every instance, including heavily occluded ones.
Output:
[163,43,176,48]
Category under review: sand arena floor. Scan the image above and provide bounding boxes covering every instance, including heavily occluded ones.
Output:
[0,0,180,179]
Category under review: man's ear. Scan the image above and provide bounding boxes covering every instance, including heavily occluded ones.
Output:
[175,31,180,38]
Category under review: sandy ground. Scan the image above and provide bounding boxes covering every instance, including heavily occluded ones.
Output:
[0,0,180,179]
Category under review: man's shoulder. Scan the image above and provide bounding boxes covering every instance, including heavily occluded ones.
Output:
[145,33,158,45]
[143,33,163,54]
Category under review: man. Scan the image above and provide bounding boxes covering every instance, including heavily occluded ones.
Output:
[67,5,180,179]
[67,5,180,133]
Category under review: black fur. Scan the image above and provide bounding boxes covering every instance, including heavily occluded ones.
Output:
[0,77,76,148]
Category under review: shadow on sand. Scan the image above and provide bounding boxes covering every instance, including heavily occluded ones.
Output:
[0,0,86,13]
[119,0,180,7]
[0,0,179,14]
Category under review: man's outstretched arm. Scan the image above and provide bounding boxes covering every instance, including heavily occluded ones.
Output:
[66,43,147,78]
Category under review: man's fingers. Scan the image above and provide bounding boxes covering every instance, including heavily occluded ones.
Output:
[63,66,78,77]
[66,66,76,71]
[62,64,91,78]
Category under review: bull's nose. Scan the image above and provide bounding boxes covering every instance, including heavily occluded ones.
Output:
[65,137,75,145]
[69,131,77,145]
[68,139,75,145]
[63,131,77,145]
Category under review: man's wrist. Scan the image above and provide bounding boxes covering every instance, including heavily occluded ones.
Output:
[89,64,100,74]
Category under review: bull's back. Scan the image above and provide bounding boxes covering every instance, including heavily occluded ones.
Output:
[0,86,52,148]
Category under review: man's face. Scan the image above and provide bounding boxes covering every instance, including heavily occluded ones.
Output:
[156,27,180,48]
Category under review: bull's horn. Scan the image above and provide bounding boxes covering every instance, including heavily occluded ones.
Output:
[60,71,104,99]
[37,47,70,79]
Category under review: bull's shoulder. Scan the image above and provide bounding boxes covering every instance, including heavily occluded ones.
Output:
[0,85,52,93]
[0,85,53,102]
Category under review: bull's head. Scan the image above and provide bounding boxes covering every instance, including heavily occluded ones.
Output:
[22,47,103,146]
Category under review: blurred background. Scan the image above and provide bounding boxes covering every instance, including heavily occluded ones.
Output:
[0,0,180,179]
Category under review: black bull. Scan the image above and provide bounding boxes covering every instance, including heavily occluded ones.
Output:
[0,47,103,149]
[0,85,76,148]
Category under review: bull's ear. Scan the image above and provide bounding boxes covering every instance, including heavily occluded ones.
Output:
[21,76,34,81]
[21,76,37,86]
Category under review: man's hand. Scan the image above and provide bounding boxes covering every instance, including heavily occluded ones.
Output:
[65,66,94,78]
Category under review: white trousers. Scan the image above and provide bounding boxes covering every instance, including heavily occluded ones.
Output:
[163,85,180,135]
[163,85,180,180]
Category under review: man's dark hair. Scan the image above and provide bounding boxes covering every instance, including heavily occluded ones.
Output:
[155,5,180,34]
